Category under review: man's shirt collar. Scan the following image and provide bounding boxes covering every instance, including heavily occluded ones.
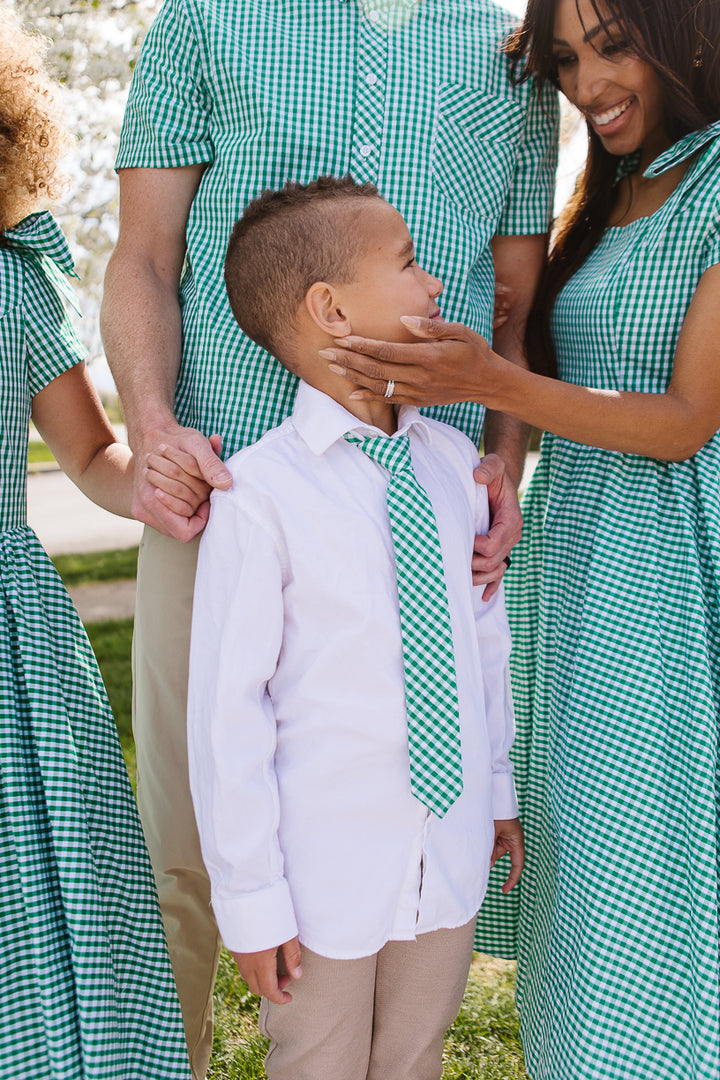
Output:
[292,379,433,456]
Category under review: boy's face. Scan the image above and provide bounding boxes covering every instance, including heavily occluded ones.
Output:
[340,200,443,343]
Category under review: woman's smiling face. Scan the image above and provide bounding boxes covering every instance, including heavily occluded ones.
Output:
[552,0,668,163]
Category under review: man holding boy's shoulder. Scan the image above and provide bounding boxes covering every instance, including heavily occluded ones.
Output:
[183,177,524,1080]
[102,2,557,1072]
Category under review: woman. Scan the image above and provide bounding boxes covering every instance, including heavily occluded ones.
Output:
[0,13,198,1076]
[324,0,720,1076]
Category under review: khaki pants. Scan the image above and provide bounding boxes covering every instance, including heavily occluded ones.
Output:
[260,920,476,1080]
[133,526,220,1080]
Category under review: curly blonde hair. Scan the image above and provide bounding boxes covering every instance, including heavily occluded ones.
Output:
[0,9,67,233]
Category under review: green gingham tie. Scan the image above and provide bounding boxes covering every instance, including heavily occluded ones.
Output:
[344,430,463,816]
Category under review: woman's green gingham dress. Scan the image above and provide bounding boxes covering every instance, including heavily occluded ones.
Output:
[0,212,191,1080]
[476,123,720,1079]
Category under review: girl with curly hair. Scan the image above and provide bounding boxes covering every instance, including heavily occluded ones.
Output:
[0,13,200,1077]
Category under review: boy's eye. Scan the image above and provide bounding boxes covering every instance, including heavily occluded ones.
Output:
[405,257,417,268]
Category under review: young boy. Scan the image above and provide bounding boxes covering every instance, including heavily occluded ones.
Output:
[186,176,523,1080]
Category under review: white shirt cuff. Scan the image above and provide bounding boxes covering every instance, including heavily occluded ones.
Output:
[212,878,299,953]
[492,773,519,820]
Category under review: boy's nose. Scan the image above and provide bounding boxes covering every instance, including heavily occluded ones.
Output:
[426,271,443,297]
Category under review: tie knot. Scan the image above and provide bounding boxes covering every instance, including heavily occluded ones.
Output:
[344,431,413,477]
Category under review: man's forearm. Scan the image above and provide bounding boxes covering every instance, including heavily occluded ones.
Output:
[483,409,529,490]
[485,316,531,488]
[101,250,184,449]
[487,232,547,488]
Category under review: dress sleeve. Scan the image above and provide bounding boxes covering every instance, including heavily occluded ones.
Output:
[116,0,213,170]
[498,78,560,237]
[187,485,298,953]
[23,257,86,397]
[702,216,720,273]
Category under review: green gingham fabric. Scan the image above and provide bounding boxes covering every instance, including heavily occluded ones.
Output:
[117,0,558,453]
[475,124,720,1079]
[344,431,463,815]
[0,213,191,1079]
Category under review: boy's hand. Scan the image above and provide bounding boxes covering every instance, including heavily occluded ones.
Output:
[231,937,303,1005]
[491,817,525,894]
[144,433,225,520]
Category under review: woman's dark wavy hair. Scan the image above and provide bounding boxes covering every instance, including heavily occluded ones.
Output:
[508,0,720,377]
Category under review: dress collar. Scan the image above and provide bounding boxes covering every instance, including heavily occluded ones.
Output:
[3,210,78,278]
[292,380,433,457]
[616,119,720,183]
[644,119,720,178]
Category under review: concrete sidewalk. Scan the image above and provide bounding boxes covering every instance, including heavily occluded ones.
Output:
[28,470,142,623]
[28,470,144,556]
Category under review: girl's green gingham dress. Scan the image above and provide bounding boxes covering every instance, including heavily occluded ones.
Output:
[476,123,720,1079]
[0,212,191,1080]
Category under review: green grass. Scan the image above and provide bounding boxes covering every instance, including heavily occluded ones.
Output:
[207,951,526,1080]
[208,952,269,1079]
[53,547,138,587]
[27,441,56,465]
[85,617,136,785]
[444,956,527,1078]
[69,564,527,1080]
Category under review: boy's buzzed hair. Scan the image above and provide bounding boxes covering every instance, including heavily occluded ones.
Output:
[225,175,381,362]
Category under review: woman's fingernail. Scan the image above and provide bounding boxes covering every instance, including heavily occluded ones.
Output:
[319,349,336,360]
[328,364,345,376]
[400,316,421,328]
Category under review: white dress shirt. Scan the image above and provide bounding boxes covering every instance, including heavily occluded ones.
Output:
[188,381,517,959]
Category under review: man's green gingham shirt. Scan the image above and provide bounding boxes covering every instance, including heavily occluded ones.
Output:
[117,0,558,453]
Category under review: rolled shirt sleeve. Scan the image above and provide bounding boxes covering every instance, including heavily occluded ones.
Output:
[498,75,560,237]
[116,0,214,170]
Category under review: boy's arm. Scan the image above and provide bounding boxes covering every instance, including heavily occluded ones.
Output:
[187,487,301,992]
[471,481,524,891]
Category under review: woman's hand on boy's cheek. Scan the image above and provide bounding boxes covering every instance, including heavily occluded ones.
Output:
[145,433,225,517]
[473,453,522,599]
[231,936,303,1005]
[491,817,525,894]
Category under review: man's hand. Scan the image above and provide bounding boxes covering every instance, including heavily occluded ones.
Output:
[133,423,232,541]
[473,453,522,600]
[231,937,303,1005]
[491,818,525,894]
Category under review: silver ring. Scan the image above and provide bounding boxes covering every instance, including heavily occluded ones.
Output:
[384,379,395,399]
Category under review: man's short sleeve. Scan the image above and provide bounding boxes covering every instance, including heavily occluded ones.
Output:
[498,78,560,237]
[116,0,214,170]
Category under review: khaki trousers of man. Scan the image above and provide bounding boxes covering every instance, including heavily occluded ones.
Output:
[260,920,477,1080]
[133,526,220,1080]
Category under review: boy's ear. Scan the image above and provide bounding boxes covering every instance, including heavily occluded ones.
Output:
[305,282,353,337]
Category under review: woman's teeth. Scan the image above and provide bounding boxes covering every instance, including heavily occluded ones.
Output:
[591,99,632,127]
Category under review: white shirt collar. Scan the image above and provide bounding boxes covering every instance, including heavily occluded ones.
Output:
[292,380,433,456]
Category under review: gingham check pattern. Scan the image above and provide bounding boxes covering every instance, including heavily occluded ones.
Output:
[475,124,720,1079]
[0,215,191,1078]
[345,431,463,815]
[117,0,558,454]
